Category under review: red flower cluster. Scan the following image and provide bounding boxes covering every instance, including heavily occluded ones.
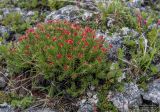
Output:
[66,39,74,45]
[67,54,73,60]
[18,35,26,42]
[57,54,62,59]
[52,37,57,42]
[17,20,111,72]
[63,30,71,35]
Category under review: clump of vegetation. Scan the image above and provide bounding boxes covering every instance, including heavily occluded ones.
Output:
[97,0,138,32]
[0,91,11,104]
[2,12,30,34]
[0,20,117,102]
[11,96,33,109]
[116,24,160,89]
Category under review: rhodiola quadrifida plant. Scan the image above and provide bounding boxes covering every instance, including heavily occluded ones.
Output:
[0,20,114,98]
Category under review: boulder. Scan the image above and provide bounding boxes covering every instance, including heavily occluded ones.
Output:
[45,5,99,23]
[109,83,142,112]
[142,79,160,105]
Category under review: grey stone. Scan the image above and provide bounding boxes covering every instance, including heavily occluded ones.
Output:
[26,11,35,16]
[108,33,123,61]
[45,5,98,22]
[2,8,10,17]
[45,5,79,22]
[78,102,93,112]
[121,27,130,35]
[0,26,9,38]
[78,91,98,112]
[127,0,144,7]
[0,103,14,112]
[142,79,160,104]
[106,17,115,28]
[1,7,24,17]
[0,77,7,89]
[109,83,142,112]
[27,108,56,112]
[82,11,93,21]
[110,93,129,112]
[0,25,15,41]
[82,0,99,11]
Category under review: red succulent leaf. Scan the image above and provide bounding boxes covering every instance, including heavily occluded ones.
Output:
[57,54,62,59]
[58,43,64,48]
[66,39,74,45]
[81,37,86,42]
[26,28,35,34]
[63,30,71,35]
[52,37,57,42]
[84,26,92,33]
[67,54,73,60]
[78,53,83,58]
[64,65,69,71]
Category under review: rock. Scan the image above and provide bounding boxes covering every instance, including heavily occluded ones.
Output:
[82,11,93,21]
[96,30,124,61]
[108,33,123,61]
[0,103,14,112]
[1,7,24,17]
[127,0,143,7]
[26,11,35,16]
[142,79,160,105]
[14,7,23,15]
[45,5,79,22]
[81,0,99,11]
[106,17,115,28]
[78,102,93,112]
[121,27,130,35]
[0,77,7,89]
[109,83,142,112]
[27,108,56,112]
[0,26,10,38]
[0,25,16,41]
[2,8,10,17]
[118,72,126,82]
[78,91,98,112]
[0,7,37,23]
[45,5,98,22]
[110,93,129,112]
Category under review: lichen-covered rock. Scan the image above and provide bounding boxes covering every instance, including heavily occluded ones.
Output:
[142,79,160,105]
[109,83,142,112]
[0,103,14,112]
[45,5,99,23]
[0,25,16,41]
[127,0,143,7]
[81,0,99,12]
[0,26,10,38]
[78,89,98,112]
[45,5,79,22]
[27,108,56,112]
[1,7,24,17]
